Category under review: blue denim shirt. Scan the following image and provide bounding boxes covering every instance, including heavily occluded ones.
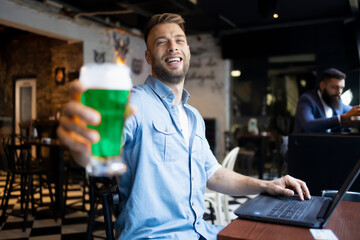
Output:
[115,75,223,239]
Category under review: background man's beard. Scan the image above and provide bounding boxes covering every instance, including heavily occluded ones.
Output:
[153,61,189,84]
[322,88,341,110]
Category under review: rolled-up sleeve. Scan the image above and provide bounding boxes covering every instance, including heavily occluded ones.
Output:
[203,138,221,181]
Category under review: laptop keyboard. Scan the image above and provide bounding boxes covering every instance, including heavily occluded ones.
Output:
[267,196,314,220]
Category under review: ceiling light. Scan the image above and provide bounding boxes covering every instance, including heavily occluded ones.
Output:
[266,93,274,106]
[300,79,307,87]
[273,13,279,19]
[231,70,241,77]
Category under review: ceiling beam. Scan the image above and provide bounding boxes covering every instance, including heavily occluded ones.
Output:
[221,15,355,36]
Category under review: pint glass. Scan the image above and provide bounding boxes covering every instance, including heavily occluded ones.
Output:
[79,63,132,176]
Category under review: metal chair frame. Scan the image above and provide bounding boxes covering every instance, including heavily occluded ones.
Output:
[0,135,57,231]
[204,147,240,225]
[321,190,360,202]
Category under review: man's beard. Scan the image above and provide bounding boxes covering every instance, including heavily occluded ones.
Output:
[152,57,189,84]
[322,88,341,110]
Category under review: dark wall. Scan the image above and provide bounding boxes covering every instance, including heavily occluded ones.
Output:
[288,134,360,195]
[233,57,268,117]
[221,24,321,58]
[222,21,360,105]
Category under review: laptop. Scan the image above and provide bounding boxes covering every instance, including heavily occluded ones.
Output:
[234,158,360,228]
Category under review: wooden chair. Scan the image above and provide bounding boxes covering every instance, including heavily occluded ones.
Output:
[19,121,32,140]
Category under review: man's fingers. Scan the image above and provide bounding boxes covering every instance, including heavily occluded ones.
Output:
[350,105,360,116]
[57,126,92,168]
[59,115,100,143]
[300,181,311,200]
[288,177,304,200]
[294,183,305,201]
[125,104,137,119]
[57,125,91,153]
[69,80,86,98]
[272,184,294,197]
[63,101,101,125]
[284,175,311,200]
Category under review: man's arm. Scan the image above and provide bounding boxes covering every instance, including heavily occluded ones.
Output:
[340,104,360,121]
[296,96,339,133]
[207,167,311,201]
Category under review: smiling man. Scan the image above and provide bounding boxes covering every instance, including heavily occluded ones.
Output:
[293,68,360,133]
[145,20,190,86]
[58,13,311,240]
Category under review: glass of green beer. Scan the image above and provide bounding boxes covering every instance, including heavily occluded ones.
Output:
[79,63,132,176]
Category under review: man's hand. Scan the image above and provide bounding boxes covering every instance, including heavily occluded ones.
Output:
[57,81,101,167]
[262,175,311,201]
[341,105,360,121]
[57,81,135,168]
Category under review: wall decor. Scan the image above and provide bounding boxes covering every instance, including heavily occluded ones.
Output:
[55,67,65,85]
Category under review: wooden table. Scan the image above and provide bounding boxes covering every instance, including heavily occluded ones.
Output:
[26,139,65,213]
[218,201,360,240]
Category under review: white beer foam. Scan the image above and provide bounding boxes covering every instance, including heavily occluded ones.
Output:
[80,63,132,90]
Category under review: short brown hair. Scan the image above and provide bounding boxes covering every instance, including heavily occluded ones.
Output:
[144,13,185,46]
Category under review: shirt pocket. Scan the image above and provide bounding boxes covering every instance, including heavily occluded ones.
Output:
[152,120,179,163]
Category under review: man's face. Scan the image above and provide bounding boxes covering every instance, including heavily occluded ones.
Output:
[145,23,191,84]
[320,78,345,109]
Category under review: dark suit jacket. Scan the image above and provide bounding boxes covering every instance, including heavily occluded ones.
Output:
[293,89,352,133]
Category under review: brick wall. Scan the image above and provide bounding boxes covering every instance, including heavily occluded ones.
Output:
[0,31,83,124]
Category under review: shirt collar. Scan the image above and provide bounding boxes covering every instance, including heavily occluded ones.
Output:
[181,89,191,105]
[145,75,190,104]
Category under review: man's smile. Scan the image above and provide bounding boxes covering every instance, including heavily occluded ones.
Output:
[164,56,183,66]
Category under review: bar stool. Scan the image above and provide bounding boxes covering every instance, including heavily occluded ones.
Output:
[102,187,121,240]
[87,176,117,239]
[62,155,88,219]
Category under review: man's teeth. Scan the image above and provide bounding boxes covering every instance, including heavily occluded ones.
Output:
[167,57,181,63]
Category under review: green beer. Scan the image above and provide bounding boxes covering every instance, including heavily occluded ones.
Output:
[79,63,132,176]
[81,89,130,159]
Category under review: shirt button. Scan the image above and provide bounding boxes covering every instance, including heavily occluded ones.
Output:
[161,96,165,98]
[192,202,195,207]
[172,105,175,109]
[191,176,194,181]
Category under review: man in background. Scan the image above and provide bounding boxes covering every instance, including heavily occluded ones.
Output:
[293,68,360,133]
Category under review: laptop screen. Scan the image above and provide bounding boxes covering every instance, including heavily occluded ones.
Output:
[322,158,360,227]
